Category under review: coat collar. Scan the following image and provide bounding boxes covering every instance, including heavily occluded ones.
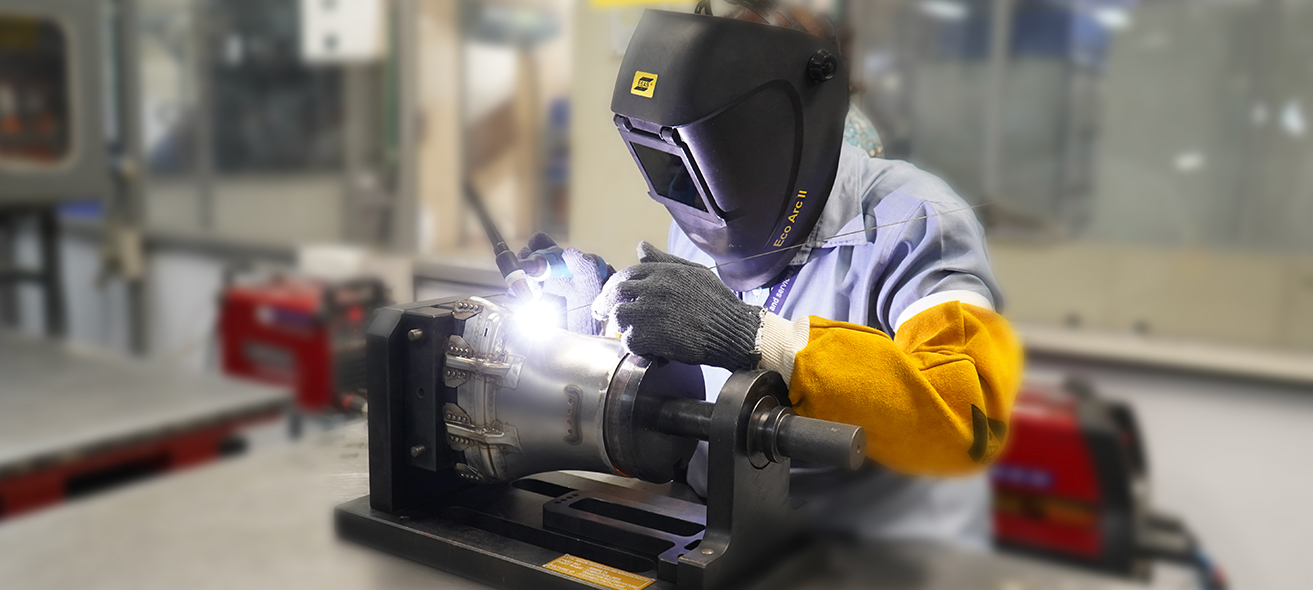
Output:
[787,143,875,265]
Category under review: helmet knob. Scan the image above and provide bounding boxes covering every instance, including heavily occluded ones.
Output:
[807,50,838,83]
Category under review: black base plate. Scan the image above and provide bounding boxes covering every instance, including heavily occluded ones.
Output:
[335,472,717,590]
[333,472,1150,590]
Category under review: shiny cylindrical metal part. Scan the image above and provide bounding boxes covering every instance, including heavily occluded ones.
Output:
[443,298,628,484]
[653,397,713,440]
[775,413,866,470]
[440,296,867,484]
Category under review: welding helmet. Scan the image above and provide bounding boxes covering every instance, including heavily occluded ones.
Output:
[611,9,848,291]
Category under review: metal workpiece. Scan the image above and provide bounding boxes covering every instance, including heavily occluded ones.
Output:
[434,296,862,484]
[442,297,628,483]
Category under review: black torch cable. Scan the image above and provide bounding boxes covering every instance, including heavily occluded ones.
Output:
[463,181,524,283]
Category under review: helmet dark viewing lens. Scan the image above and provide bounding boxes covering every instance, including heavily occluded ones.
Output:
[630,142,706,212]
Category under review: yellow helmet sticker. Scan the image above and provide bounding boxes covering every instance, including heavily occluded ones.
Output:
[630,71,658,98]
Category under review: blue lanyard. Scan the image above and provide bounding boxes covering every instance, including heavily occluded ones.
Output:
[763,267,800,314]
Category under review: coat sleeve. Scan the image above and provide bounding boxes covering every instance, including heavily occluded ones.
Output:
[758,301,1023,476]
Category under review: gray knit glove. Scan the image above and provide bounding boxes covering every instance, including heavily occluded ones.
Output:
[518,233,612,335]
[592,242,763,370]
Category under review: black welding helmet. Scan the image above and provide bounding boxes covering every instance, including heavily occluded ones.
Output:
[611,9,848,291]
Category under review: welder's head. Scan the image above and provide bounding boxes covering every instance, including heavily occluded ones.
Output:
[610,2,849,291]
[711,0,840,45]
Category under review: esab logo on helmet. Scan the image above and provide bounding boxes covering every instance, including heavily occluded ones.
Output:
[631,71,658,98]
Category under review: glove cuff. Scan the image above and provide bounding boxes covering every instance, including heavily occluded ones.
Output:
[703,301,765,370]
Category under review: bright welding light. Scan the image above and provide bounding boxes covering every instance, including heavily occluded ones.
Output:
[513,299,564,338]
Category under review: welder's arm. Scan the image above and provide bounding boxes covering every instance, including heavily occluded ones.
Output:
[759,301,1023,476]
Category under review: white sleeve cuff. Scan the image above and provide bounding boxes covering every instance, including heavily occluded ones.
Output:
[758,312,812,384]
[892,290,994,333]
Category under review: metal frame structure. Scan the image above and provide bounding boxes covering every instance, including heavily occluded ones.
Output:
[0,206,64,336]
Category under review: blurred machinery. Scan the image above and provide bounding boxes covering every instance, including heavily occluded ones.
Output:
[992,378,1226,588]
[0,1,117,338]
[0,2,110,199]
[219,270,388,412]
[203,0,346,174]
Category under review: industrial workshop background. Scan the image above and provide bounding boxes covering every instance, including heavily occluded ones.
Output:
[0,1,1310,589]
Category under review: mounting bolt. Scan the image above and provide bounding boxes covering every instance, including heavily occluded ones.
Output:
[701,548,715,555]
[410,445,426,457]
[407,328,424,341]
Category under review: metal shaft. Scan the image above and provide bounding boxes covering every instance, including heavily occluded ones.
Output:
[654,397,714,440]
[775,413,865,470]
[652,397,865,470]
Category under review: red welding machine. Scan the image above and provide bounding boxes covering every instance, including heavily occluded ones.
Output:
[219,273,388,411]
[992,377,1225,588]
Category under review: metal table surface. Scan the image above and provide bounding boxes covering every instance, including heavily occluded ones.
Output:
[0,332,287,477]
[0,420,1179,590]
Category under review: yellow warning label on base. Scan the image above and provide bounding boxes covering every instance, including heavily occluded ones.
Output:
[543,554,654,590]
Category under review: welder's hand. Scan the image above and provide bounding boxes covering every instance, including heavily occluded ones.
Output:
[518,233,613,335]
[593,242,763,370]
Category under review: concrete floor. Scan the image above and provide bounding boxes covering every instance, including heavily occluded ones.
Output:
[1028,356,1313,590]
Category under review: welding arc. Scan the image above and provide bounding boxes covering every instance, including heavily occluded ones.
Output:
[564,202,993,315]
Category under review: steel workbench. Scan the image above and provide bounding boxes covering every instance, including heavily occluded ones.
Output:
[0,332,287,516]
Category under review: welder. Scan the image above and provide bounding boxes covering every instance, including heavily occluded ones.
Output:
[520,1,1022,548]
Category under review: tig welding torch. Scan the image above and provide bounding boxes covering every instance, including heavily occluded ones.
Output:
[463,182,540,301]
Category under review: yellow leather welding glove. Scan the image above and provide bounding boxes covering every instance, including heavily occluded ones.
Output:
[759,301,1023,476]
